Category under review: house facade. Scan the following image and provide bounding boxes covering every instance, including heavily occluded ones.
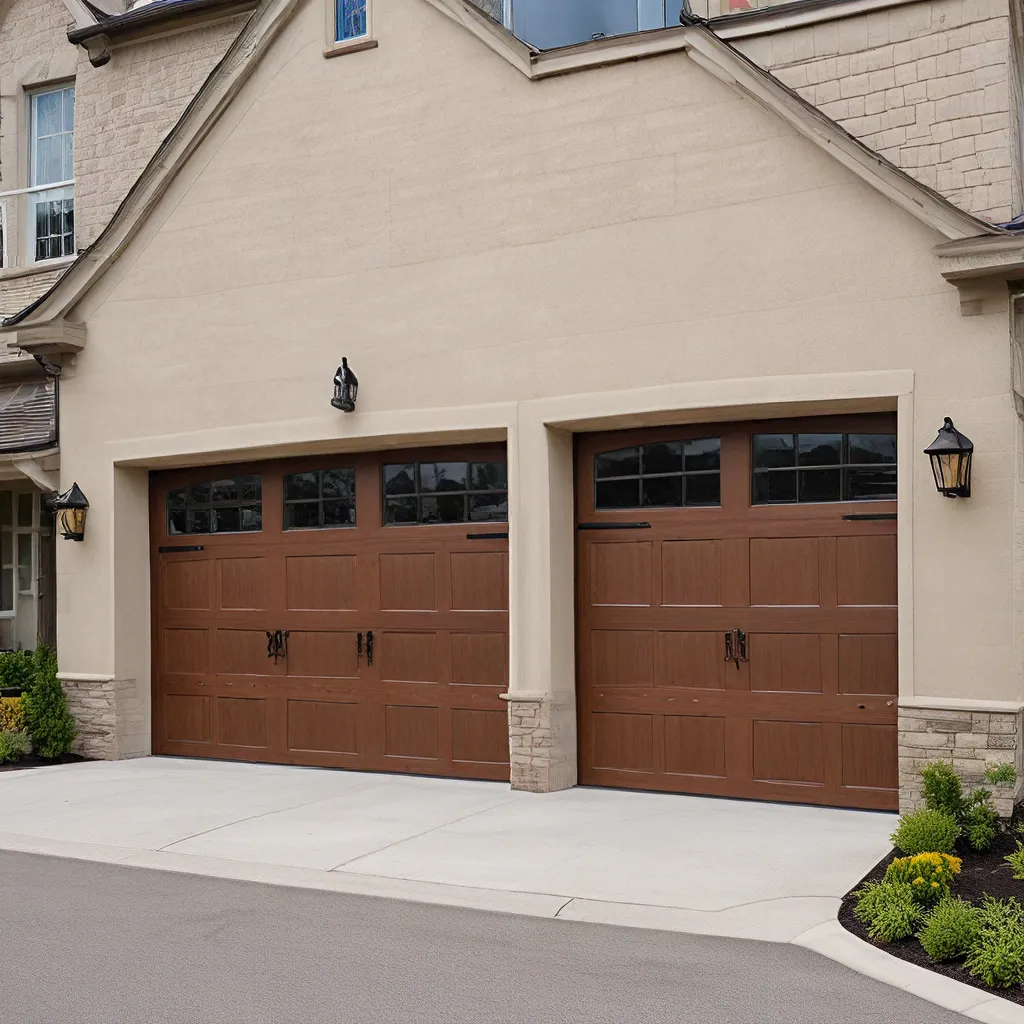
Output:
[4,0,1024,815]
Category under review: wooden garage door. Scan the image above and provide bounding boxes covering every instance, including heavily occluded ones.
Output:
[576,416,898,810]
[151,445,510,780]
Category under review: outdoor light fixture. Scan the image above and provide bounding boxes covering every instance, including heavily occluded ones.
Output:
[52,482,89,541]
[331,358,359,413]
[924,417,973,498]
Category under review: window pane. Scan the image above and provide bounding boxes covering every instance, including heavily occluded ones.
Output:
[419,462,467,493]
[239,506,262,531]
[469,462,508,491]
[385,497,417,524]
[642,476,682,507]
[336,0,367,39]
[753,471,796,504]
[513,0,638,49]
[16,493,32,527]
[469,494,508,522]
[322,499,356,527]
[17,534,31,592]
[190,483,211,505]
[35,91,61,139]
[167,509,187,535]
[846,469,898,501]
[211,479,238,503]
[752,434,795,469]
[641,442,681,476]
[239,476,262,501]
[596,478,640,509]
[684,438,721,473]
[63,87,75,132]
[284,502,320,529]
[685,474,721,506]
[798,469,841,503]
[0,493,11,528]
[213,507,241,533]
[0,568,11,612]
[189,508,211,533]
[595,447,639,479]
[420,495,466,523]
[383,465,415,495]
[798,434,842,467]
[322,468,355,499]
[167,489,187,508]
[284,472,318,501]
[1,532,11,567]
[849,433,897,465]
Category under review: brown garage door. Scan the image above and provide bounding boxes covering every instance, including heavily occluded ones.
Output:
[576,416,898,810]
[151,445,510,780]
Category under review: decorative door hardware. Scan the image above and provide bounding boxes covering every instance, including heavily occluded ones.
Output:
[577,522,652,531]
[366,630,373,666]
[723,628,748,669]
[158,545,205,553]
[466,532,509,540]
[265,630,290,663]
[841,513,897,521]
[357,632,363,658]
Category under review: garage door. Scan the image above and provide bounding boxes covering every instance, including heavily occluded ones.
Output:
[151,445,510,780]
[576,416,898,810]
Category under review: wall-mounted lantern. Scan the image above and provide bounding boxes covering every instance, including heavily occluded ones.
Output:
[924,417,973,498]
[52,483,89,541]
[331,358,359,413]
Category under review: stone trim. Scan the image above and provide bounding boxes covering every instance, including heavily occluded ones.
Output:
[60,675,146,760]
[898,706,1024,817]
[506,695,577,793]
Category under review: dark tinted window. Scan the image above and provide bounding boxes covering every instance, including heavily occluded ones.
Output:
[283,468,355,530]
[166,475,262,535]
[594,438,721,510]
[752,432,896,504]
[383,461,508,525]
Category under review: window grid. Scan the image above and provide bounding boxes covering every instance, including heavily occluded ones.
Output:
[166,476,262,535]
[382,461,508,525]
[30,85,75,262]
[594,438,721,510]
[283,468,356,530]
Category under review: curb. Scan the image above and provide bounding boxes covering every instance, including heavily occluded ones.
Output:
[794,919,1024,1023]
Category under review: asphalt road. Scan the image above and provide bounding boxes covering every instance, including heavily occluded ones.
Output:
[0,851,966,1024]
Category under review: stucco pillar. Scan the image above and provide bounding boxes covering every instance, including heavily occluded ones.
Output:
[504,416,577,792]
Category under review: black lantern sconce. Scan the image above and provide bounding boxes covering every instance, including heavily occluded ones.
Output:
[331,358,359,413]
[924,417,973,498]
[52,482,89,541]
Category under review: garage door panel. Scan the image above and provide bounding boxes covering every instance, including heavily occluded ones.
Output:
[750,538,820,607]
[217,696,268,748]
[837,536,897,606]
[839,634,898,695]
[752,721,825,786]
[661,540,722,607]
[216,629,276,676]
[590,542,652,607]
[385,704,440,760]
[450,552,508,611]
[656,631,725,689]
[664,715,726,777]
[380,631,441,684]
[164,694,210,743]
[163,627,211,674]
[590,630,654,689]
[841,724,898,791]
[450,632,508,687]
[452,708,509,764]
[162,560,211,611]
[287,700,359,754]
[286,631,359,679]
[590,712,654,773]
[285,554,358,611]
[380,553,436,611]
[219,557,272,611]
[749,634,824,694]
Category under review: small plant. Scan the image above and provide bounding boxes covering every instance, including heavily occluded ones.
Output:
[0,695,24,733]
[920,760,1001,851]
[890,809,959,855]
[917,896,982,961]
[0,651,34,692]
[0,730,27,765]
[22,645,75,759]
[985,763,1017,786]
[1005,841,1024,880]
[965,897,1024,988]
[885,852,961,905]
[853,881,924,942]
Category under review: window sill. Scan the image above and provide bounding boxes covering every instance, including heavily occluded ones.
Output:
[323,36,378,59]
[0,256,76,282]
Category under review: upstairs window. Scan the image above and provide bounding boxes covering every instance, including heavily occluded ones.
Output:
[336,0,367,41]
[29,84,75,262]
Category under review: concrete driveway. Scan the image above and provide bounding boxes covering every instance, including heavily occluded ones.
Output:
[0,756,893,942]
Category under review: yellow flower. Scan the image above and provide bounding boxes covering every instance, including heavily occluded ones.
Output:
[913,877,924,885]
[931,881,940,888]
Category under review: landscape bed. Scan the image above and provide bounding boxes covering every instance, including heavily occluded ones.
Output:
[0,752,89,773]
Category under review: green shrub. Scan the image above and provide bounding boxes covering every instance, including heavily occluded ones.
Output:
[922,761,965,817]
[854,881,924,942]
[963,797,1000,853]
[890,809,960,855]
[965,898,1024,988]
[1005,841,1024,880]
[22,645,75,759]
[985,763,1017,786]
[917,897,982,961]
[0,651,34,692]
[920,760,1001,851]
[0,695,24,733]
[885,852,961,905]
[0,730,27,764]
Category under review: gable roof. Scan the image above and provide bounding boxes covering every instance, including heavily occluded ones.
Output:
[1,0,1004,336]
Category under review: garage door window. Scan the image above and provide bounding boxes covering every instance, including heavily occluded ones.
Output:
[752,432,897,504]
[594,438,721,509]
[167,476,262,534]
[383,461,508,524]
[284,468,356,529]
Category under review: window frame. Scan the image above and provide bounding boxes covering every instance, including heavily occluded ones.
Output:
[166,475,263,537]
[324,0,377,58]
[26,82,76,266]
[282,467,357,531]
[0,489,39,621]
[382,459,509,527]
[593,437,722,511]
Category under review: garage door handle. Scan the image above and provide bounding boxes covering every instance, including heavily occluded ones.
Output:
[366,630,373,666]
[357,632,363,658]
[577,522,651,531]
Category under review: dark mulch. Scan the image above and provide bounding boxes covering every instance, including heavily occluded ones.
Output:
[0,753,90,773]
[839,827,1024,1005]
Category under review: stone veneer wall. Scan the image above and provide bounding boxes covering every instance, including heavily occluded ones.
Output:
[899,705,1024,817]
[61,677,148,760]
[0,266,70,320]
[506,695,577,792]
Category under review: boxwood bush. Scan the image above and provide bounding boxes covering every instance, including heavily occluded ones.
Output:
[965,898,1024,988]
[917,897,982,961]
[890,809,959,855]
[0,730,27,764]
[853,881,924,942]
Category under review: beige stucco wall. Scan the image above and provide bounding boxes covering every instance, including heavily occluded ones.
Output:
[54,0,1021,756]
